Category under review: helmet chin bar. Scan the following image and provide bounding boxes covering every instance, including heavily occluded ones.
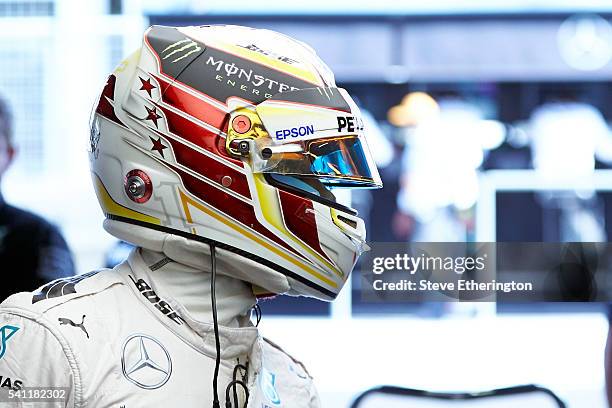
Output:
[304,206,370,256]
[104,214,339,301]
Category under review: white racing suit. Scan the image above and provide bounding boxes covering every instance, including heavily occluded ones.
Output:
[0,248,320,407]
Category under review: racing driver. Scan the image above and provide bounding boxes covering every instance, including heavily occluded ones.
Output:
[0,25,381,407]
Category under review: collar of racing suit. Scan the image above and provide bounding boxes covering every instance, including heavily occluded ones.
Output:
[119,250,316,407]
[138,247,256,328]
[124,248,263,365]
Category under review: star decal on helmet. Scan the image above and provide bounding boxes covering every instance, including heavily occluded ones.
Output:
[149,136,167,158]
[145,106,161,128]
[139,77,156,97]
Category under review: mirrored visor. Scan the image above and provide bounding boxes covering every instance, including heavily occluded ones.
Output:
[258,136,379,187]
[252,87,382,188]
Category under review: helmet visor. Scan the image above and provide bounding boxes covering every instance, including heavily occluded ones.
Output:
[252,87,382,188]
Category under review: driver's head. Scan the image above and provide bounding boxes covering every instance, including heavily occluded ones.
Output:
[90,25,382,301]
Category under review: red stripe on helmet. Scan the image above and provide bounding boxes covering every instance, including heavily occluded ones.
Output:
[161,133,251,199]
[278,190,332,263]
[167,164,305,260]
[156,103,243,167]
[155,75,229,130]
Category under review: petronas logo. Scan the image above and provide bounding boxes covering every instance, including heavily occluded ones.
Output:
[0,325,19,360]
[162,38,202,63]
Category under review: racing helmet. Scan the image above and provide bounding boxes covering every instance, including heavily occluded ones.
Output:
[90,25,382,300]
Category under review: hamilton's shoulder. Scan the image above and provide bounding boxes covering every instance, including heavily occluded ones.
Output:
[262,337,314,380]
[260,337,320,405]
[0,266,126,316]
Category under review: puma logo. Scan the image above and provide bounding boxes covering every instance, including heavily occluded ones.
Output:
[58,315,89,339]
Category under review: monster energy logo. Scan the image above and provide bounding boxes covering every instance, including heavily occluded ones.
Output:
[206,56,300,96]
[162,38,202,63]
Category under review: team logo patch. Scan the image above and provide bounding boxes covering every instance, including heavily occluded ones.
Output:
[0,325,19,359]
[121,334,172,390]
[260,367,281,405]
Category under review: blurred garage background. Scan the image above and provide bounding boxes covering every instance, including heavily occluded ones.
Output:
[2,0,612,406]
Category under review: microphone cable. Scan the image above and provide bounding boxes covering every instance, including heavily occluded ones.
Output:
[211,243,221,408]
[211,243,252,408]
[252,304,262,327]
[227,363,249,408]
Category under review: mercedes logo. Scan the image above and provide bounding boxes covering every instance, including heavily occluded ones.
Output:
[121,334,172,389]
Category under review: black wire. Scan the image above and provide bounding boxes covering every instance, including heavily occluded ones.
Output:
[252,304,262,327]
[233,363,248,381]
[211,243,221,408]
[225,380,250,408]
[232,363,248,407]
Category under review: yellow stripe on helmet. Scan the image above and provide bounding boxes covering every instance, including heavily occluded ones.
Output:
[92,173,161,225]
[178,189,337,288]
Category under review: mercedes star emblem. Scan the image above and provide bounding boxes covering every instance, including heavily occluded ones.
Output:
[121,334,172,389]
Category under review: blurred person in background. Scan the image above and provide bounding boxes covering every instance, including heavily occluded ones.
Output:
[0,95,74,301]
[394,93,505,242]
[530,95,612,182]
[528,95,612,242]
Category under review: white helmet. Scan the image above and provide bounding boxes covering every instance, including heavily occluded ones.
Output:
[90,25,382,300]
